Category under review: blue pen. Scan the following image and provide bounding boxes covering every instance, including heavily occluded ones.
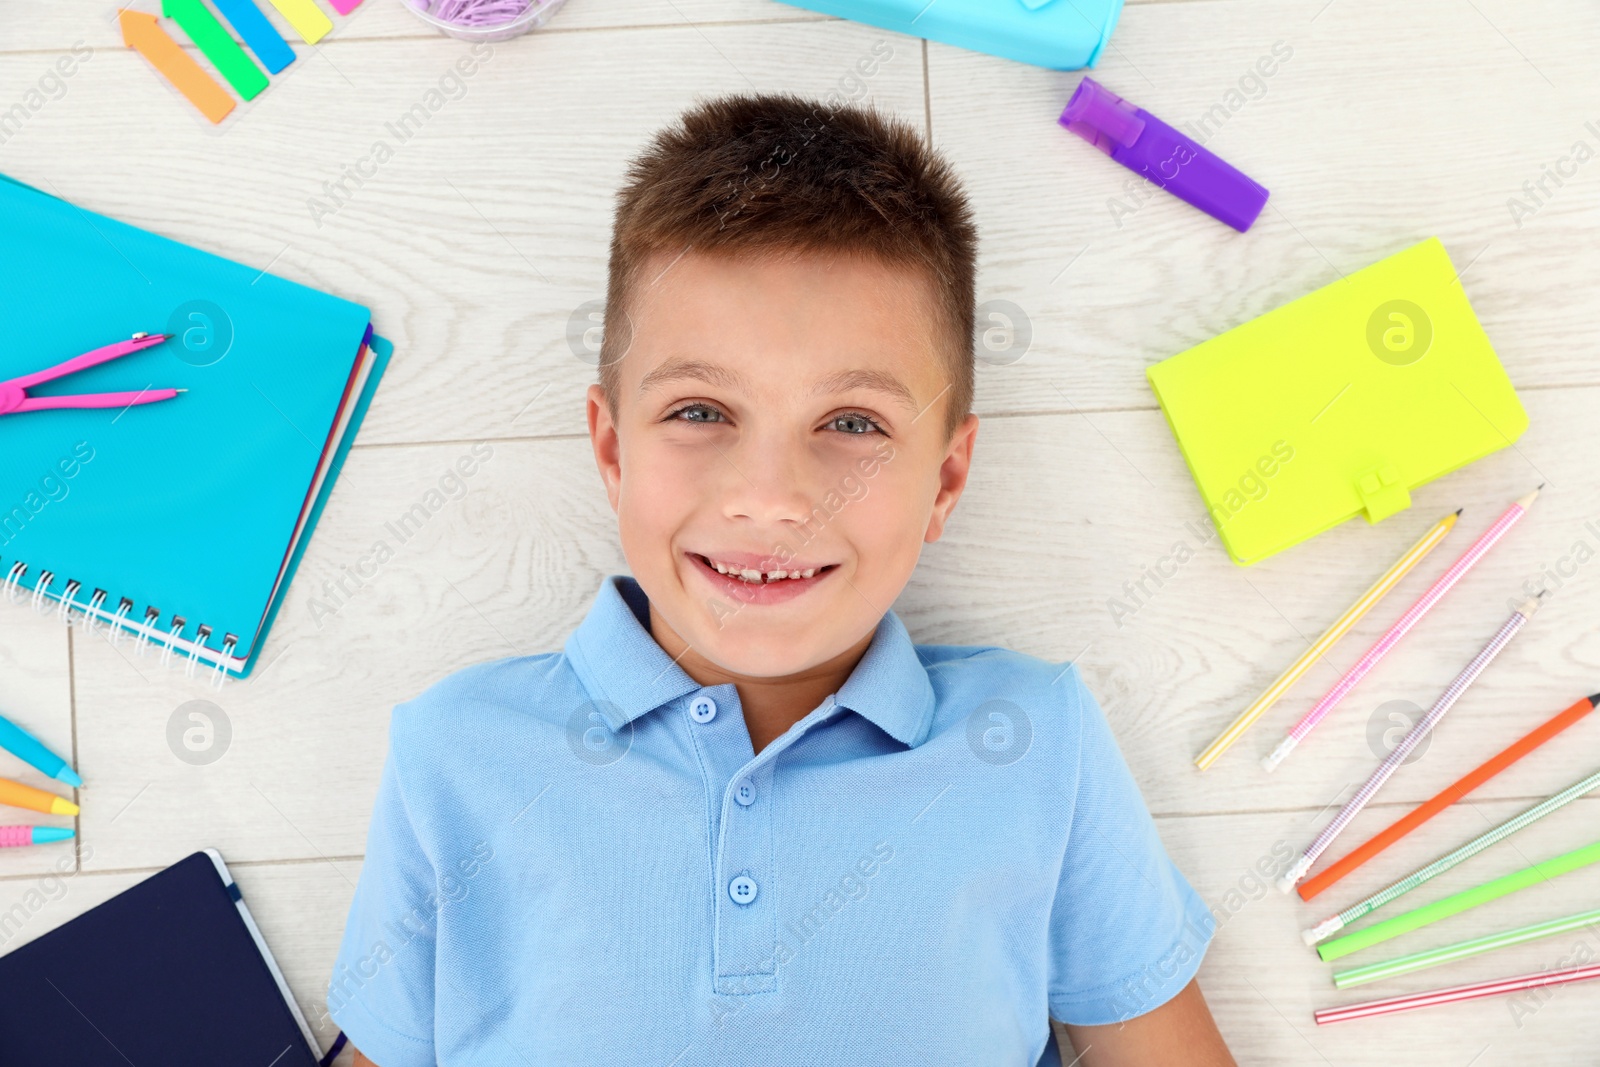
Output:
[0,712,81,788]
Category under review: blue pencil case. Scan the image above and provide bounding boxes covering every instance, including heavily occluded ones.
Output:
[779,0,1124,70]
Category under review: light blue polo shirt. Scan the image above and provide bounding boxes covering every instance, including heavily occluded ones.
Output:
[329,576,1212,1066]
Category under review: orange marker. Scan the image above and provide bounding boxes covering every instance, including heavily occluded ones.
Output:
[120,9,235,125]
[0,777,78,817]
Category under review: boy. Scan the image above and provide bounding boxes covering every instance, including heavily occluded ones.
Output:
[331,93,1234,1067]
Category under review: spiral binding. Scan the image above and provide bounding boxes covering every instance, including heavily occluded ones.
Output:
[0,557,240,689]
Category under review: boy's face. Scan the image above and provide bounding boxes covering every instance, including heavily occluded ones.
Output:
[587,249,978,680]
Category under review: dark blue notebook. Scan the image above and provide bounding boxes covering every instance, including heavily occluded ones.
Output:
[0,851,324,1066]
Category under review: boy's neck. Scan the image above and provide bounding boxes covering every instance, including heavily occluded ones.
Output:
[646,602,874,756]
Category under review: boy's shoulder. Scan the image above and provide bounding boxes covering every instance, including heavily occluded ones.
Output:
[915,639,1098,725]
[387,651,582,751]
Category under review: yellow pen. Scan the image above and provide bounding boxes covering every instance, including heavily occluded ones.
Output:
[0,776,79,816]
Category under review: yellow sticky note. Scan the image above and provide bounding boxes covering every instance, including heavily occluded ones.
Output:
[266,0,333,43]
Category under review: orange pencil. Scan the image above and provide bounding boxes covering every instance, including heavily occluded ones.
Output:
[1298,693,1600,901]
[0,776,78,817]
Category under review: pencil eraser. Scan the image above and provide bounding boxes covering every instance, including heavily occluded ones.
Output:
[1262,736,1296,773]
[1277,858,1310,894]
[1303,918,1342,946]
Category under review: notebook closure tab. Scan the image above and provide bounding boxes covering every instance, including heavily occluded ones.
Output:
[1355,464,1410,523]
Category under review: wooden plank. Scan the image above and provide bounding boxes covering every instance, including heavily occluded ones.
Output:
[932,0,1600,417]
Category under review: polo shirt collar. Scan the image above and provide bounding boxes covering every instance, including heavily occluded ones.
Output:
[565,576,937,748]
[564,576,702,731]
[833,609,937,749]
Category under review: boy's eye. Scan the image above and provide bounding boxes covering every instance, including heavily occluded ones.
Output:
[668,403,725,424]
[827,412,883,435]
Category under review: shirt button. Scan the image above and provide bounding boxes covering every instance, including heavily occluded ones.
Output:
[728,875,758,905]
[689,695,717,724]
[734,777,756,806]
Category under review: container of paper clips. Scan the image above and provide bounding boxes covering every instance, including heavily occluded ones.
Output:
[401,0,566,42]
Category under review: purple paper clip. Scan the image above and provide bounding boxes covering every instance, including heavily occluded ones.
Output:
[1059,77,1269,232]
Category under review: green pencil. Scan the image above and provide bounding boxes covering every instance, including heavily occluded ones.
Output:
[1317,837,1600,962]
[1333,905,1600,987]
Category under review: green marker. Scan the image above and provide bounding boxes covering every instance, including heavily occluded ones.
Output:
[162,0,269,101]
[1318,837,1600,962]
[1334,906,1600,988]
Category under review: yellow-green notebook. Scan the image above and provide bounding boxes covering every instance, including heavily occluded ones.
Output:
[1147,237,1528,565]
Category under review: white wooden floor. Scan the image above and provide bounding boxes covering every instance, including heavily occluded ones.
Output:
[3,0,1600,1062]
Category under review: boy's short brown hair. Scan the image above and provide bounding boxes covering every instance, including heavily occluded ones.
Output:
[600,92,977,438]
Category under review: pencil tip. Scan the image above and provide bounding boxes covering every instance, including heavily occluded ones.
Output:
[1454,508,1463,516]
[1590,693,1600,708]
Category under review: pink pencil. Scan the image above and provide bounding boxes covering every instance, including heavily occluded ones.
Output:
[1262,487,1540,772]
[1315,961,1600,1024]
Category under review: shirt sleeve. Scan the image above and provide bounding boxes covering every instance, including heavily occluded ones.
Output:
[327,718,440,1067]
[1045,670,1214,1026]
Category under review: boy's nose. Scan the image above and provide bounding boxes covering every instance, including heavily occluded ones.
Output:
[719,440,822,527]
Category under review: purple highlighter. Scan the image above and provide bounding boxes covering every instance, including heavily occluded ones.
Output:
[1059,77,1269,232]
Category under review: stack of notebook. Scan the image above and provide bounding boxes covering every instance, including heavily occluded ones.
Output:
[0,172,391,681]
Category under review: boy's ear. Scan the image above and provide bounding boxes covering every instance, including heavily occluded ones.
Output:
[924,412,979,544]
[587,384,623,513]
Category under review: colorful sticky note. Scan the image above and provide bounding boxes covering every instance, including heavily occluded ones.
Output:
[264,0,333,43]
[213,0,296,74]
[119,9,235,124]
[162,0,269,101]
[328,0,364,13]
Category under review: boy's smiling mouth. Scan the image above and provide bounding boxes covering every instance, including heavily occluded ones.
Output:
[687,551,839,604]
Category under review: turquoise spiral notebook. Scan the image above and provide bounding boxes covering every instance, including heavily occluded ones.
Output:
[0,172,391,682]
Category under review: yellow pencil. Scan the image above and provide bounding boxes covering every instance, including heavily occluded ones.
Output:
[1194,510,1460,771]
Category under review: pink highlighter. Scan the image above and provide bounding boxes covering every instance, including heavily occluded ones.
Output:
[1059,77,1269,232]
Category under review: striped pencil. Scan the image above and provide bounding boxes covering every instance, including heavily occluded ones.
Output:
[1317,836,1600,962]
[1278,593,1547,893]
[1194,511,1459,770]
[1333,906,1600,988]
[1298,694,1600,901]
[1315,962,1600,1024]
[1302,764,1600,945]
[1263,488,1540,772]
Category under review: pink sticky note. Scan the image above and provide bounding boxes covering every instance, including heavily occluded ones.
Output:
[328,0,362,12]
